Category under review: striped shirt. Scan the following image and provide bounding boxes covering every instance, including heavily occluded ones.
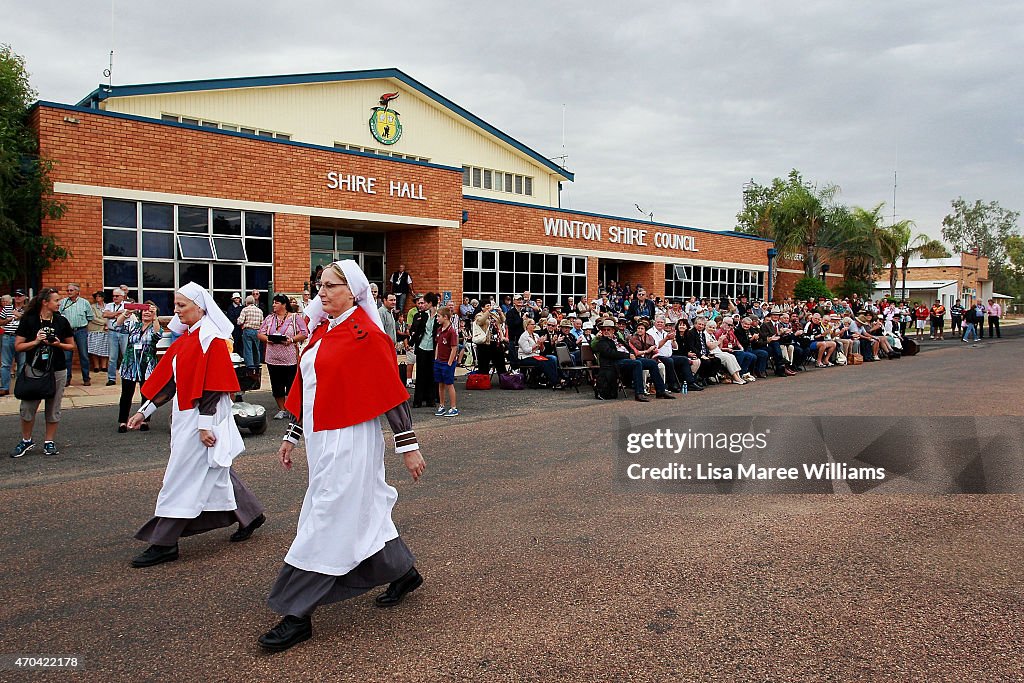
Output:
[2,305,22,335]
[59,296,93,328]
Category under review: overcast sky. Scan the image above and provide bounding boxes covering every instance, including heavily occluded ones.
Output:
[5,0,1022,241]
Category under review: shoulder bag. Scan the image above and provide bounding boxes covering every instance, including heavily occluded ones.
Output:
[15,347,56,401]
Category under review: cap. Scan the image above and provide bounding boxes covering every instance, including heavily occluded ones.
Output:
[513,294,523,301]
[13,289,26,297]
[770,306,782,314]
[232,292,242,299]
[599,319,617,328]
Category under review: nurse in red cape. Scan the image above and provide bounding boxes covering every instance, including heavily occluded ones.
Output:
[258,260,427,653]
[126,282,266,569]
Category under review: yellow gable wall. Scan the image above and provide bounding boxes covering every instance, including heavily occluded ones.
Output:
[99,78,563,207]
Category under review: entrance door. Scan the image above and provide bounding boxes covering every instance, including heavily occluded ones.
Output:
[310,229,386,290]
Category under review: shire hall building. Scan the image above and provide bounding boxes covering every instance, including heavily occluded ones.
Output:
[30,68,826,312]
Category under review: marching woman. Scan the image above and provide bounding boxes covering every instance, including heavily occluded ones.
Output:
[259,260,426,653]
[127,282,266,568]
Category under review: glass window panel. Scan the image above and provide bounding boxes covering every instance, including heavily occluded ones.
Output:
[483,169,492,190]
[463,250,478,269]
[240,127,256,135]
[104,259,138,288]
[257,130,273,138]
[529,274,542,292]
[727,270,736,283]
[202,121,218,129]
[245,266,272,290]
[178,206,209,234]
[498,273,514,292]
[481,251,496,270]
[245,212,272,237]
[576,257,586,274]
[336,233,355,251]
[210,291,234,313]
[141,203,173,230]
[178,235,215,260]
[493,173,503,192]
[463,271,479,293]
[561,256,574,272]
[525,177,533,196]
[213,264,242,290]
[142,261,175,288]
[505,173,513,192]
[176,262,209,288]
[221,124,238,132]
[561,275,574,294]
[362,254,384,283]
[499,251,513,271]
[515,176,523,194]
[245,238,272,264]
[575,275,587,294]
[472,167,481,188]
[142,231,174,259]
[161,114,178,122]
[480,272,496,293]
[212,210,242,236]
[103,199,137,228]
[310,230,334,251]
[213,237,247,261]
[103,229,137,257]
[530,253,545,272]
[546,254,558,272]
[144,291,174,316]
[180,117,199,126]
[462,166,470,186]
[353,233,385,252]
[276,134,290,141]
[545,274,558,293]
[514,274,528,292]
[515,252,529,271]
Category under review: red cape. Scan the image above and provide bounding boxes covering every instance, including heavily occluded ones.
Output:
[142,332,240,410]
[285,306,408,432]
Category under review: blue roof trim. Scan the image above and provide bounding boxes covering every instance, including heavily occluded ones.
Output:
[75,68,574,182]
[463,195,775,243]
[33,101,464,173]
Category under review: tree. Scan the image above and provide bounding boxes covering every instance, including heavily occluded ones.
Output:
[895,231,950,301]
[845,203,901,298]
[0,43,68,286]
[940,198,1020,269]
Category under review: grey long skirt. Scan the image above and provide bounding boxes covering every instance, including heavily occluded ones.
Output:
[134,468,265,545]
[267,536,415,617]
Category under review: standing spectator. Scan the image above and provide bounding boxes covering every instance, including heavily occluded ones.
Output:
[962,303,980,343]
[986,299,1002,338]
[388,264,413,315]
[226,293,244,351]
[258,294,309,420]
[369,283,381,307]
[103,288,129,386]
[118,284,133,302]
[433,309,459,417]
[237,295,264,370]
[929,300,946,340]
[973,299,987,338]
[87,291,109,377]
[115,301,163,433]
[12,288,74,457]
[296,289,311,315]
[409,292,438,409]
[2,290,29,397]
[58,283,94,386]
[912,301,929,340]
[379,293,404,382]
[459,296,474,332]
[626,287,657,325]
[505,294,527,366]
[949,301,964,337]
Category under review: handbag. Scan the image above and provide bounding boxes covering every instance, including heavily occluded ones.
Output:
[15,348,57,401]
[499,372,526,390]
[834,350,847,366]
[465,373,492,390]
[850,353,864,365]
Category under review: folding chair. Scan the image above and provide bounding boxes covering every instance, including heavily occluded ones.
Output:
[555,345,588,393]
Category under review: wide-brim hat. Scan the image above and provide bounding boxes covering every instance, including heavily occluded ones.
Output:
[582,321,594,329]
[559,319,572,327]
[599,319,617,328]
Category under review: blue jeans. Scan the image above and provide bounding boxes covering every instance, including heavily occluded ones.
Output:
[733,350,756,375]
[242,328,261,369]
[518,355,558,385]
[65,327,90,381]
[962,322,978,341]
[749,348,770,374]
[1,334,16,392]
[107,330,128,382]
[618,357,667,395]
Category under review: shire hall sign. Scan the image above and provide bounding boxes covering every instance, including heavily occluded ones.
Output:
[542,217,699,253]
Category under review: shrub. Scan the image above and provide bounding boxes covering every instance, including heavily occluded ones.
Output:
[793,276,834,301]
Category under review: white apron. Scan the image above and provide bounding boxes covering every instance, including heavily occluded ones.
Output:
[284,311,400,576]
[153,359,245,519]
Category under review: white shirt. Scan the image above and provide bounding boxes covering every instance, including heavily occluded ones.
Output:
[648,327,674,358]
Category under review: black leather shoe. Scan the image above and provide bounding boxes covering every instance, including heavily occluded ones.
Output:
[634,394,650,403]
[131,544,179,568]
[375,567,423,608]
[258,615,312,652]
[685,383,703,392]
[655,392,676,399]
[230,514,266,542]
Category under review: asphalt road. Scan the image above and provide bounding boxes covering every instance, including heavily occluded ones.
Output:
[1,330,1022,681]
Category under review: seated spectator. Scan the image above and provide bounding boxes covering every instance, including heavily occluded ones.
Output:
[650,315,700,392]
[712,317,757,382]
[803,313,838,367]
[684,317,726,384]
[703,319,747,385]
[517,319,562,389]
[591,318,673,402]
[824,314,854,360]
[734,317,770,379]
[864,313,897,358]
[845,315,881,360]
[471,307,507,377]
[759,308,797,377]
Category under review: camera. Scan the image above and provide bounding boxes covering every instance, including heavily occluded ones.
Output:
[41,326,57,343]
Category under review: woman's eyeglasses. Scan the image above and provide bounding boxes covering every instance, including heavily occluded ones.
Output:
[318,281,349,292]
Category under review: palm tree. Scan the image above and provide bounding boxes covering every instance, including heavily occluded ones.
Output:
[772,180,850,278]
[845,203,900,294]
[894,228,951,300]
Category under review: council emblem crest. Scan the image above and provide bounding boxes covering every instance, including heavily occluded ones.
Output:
[369,92,403,145]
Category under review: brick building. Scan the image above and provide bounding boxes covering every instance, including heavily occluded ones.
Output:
[31,68,828,312]
[872,252,992,313]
